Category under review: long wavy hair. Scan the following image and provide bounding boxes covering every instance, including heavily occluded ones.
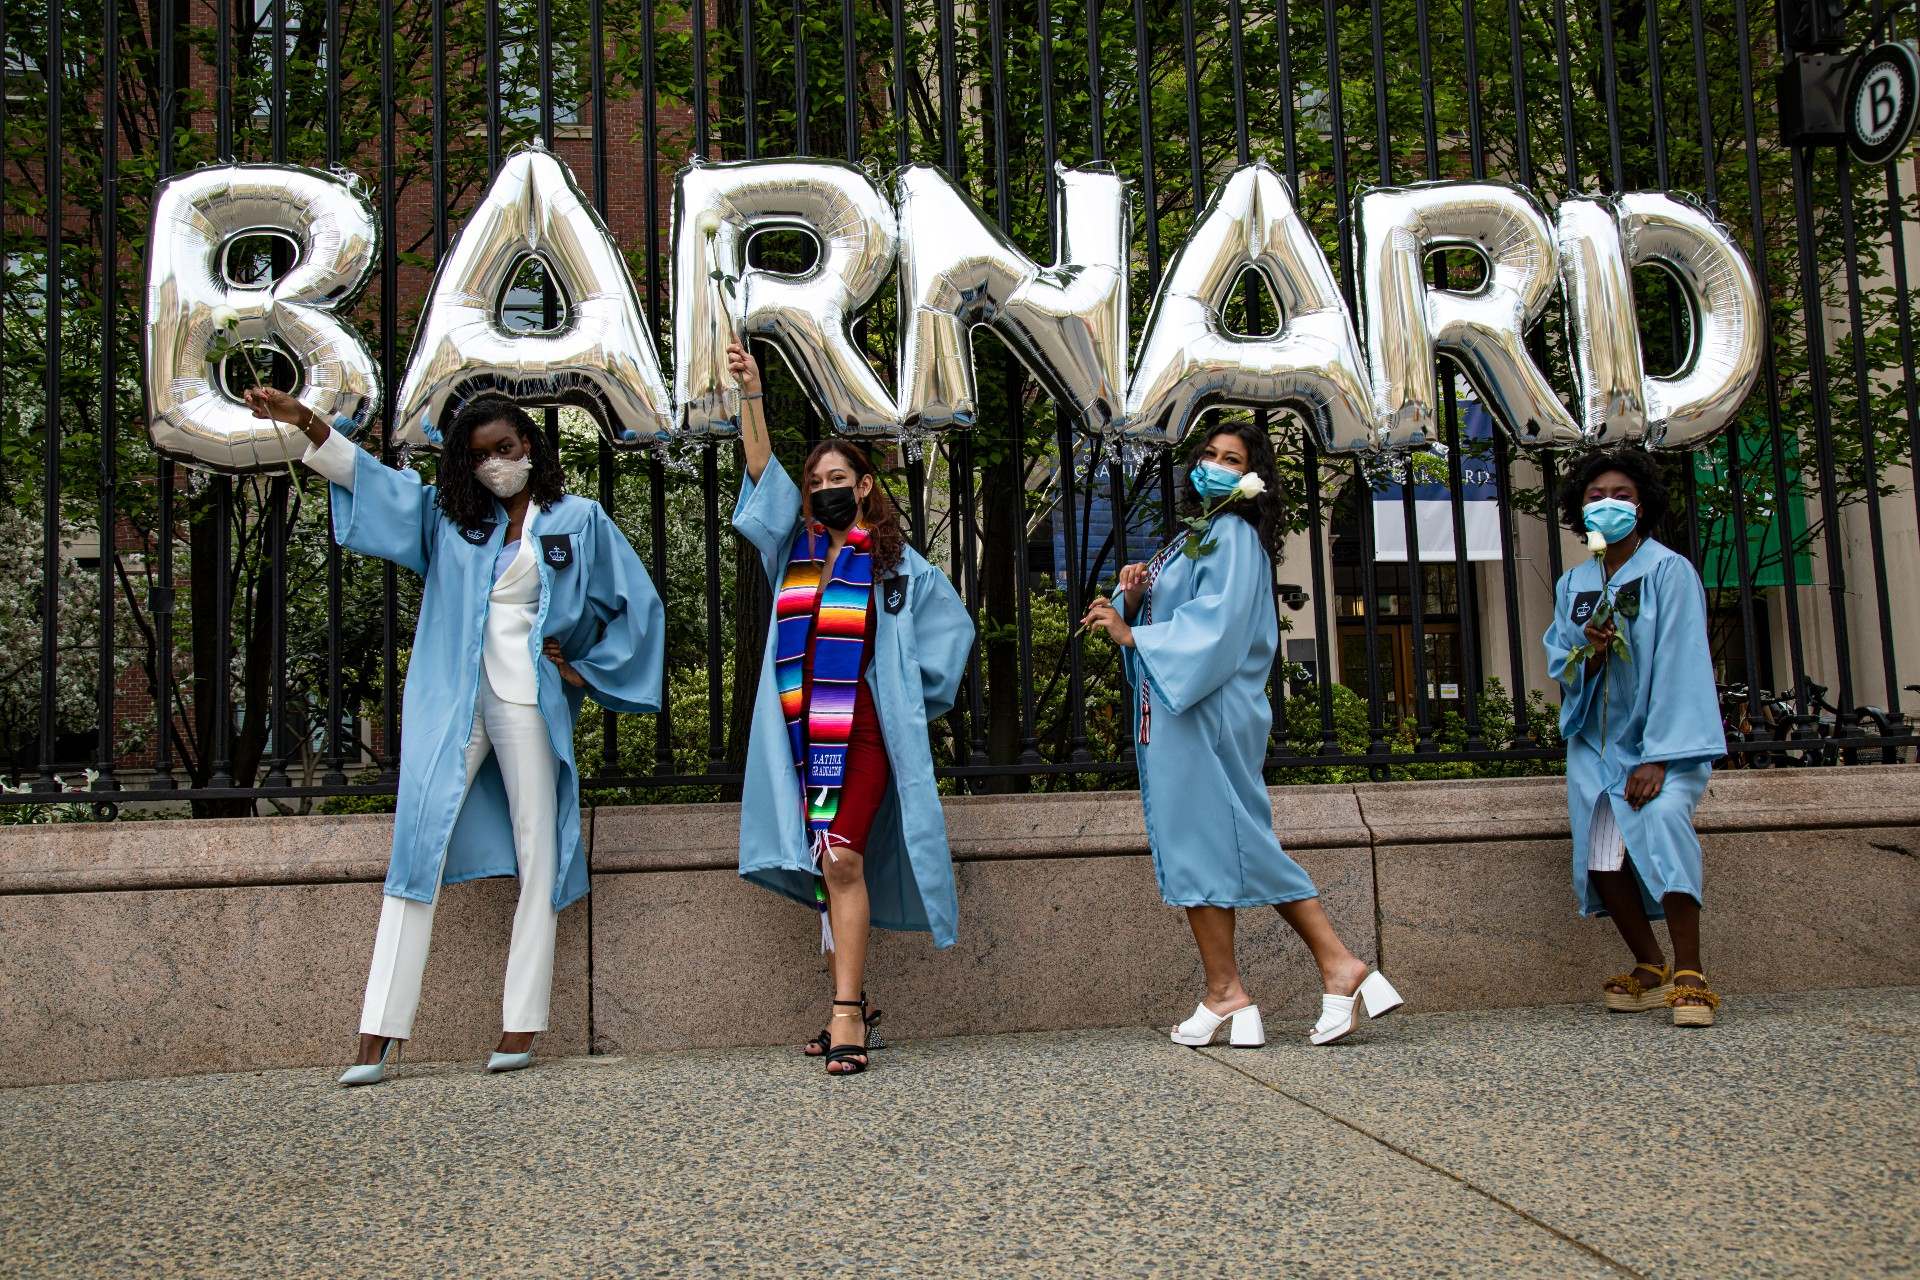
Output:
[800,439,906,576]
[435,395,566,529]
[1181,421,1282,558]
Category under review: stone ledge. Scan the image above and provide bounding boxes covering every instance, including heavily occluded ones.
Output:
[1357,764,1920,846]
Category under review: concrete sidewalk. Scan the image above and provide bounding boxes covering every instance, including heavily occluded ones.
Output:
[3,988,1915,1278]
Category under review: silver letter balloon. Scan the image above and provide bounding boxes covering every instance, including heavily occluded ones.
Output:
[894,162,1131,433]
[1123,162,1373,452]
[391,143,672,450]
[1356,182,1580,449]
[671,157,900,437]
[143,163,381,471]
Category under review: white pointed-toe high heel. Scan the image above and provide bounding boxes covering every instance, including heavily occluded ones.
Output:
[1171,1002,1266,1048]
[337,1038,399,1087]
[486,1050,534,1074]
[1309,970,1404,1046]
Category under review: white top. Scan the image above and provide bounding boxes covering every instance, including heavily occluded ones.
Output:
[303,429,541,705]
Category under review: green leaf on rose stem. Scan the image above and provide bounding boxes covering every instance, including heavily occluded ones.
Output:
[1610,631,1633,665]
[1195,538,1218,557]
[1615,594,1640,620]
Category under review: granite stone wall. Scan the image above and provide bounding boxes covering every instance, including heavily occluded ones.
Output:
[4,767,1916,1086]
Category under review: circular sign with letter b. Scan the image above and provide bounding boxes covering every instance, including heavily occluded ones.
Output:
[1847,43,1920,166]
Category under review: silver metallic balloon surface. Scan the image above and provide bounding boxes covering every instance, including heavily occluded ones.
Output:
[1123,161,1373,451]
[392,145,671,450]
[1615,192,1764,449]
[1355,182,1579,449]
[143,163,381,472]
[895,162,1130,431]
[1555,197,1648,445]
[671,157,899,436]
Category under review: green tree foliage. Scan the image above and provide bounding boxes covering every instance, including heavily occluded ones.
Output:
[2,0,1907,807]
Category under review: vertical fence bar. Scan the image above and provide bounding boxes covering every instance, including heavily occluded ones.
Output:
[152,0,179,792]
[1400,0,1436,752]
[263,0,292,790]
[318,0,347,787]
[1834,159,1899,711]
[1318,0,1386,758]
[1731,0,1807,705]
[1447,0,1487,751]
[987,0,1039,764]
[843,0,859,159]
[206,4,236,791]
[93,0,121,792]
[377,0,400,784]
[1494,0,1537,739]
[1789,145,1854,712]
[648,0,685,778]
[792,0,809,155]
[36,4,65,791]
[595,0,620,775]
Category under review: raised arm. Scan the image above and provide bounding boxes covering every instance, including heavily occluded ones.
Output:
[727,340,771,482]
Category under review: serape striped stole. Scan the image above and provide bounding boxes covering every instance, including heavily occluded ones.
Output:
[774,523,875,879]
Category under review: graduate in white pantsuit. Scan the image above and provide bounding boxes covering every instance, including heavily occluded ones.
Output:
[244,387,664,1083]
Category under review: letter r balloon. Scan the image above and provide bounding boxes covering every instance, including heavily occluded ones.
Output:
[1355,182,1582,450]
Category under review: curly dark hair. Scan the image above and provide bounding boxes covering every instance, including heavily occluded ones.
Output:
[1557,447,1668,541]
[435,395,566,530]
[799,439,906,576]
[1181,421,1283,558]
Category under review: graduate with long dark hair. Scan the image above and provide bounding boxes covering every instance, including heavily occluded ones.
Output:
[1081,422,1403,1047]
[244,387,664,1083]
[725,342,973,1076]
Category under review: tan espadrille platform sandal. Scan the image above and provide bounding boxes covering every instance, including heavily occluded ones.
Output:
[1602,960,1674,1012]
[1665,970,1722,1027]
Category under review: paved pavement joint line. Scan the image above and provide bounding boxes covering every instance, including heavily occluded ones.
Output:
[1192,1042,1649,1280]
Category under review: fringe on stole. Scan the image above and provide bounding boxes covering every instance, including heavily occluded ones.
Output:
[810,828,851,953]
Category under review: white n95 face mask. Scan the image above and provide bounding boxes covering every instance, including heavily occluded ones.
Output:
[475,455,532,499]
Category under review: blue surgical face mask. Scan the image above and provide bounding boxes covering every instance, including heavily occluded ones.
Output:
[1189,460,1244,502]
[1583,497,1640,545]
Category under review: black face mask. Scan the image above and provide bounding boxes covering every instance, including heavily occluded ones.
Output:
[811,485,859,532]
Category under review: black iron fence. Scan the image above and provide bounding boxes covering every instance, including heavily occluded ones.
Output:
[4,0,1919,815]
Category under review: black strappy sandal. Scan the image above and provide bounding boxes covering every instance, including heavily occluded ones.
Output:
[804,991,884,1057]
[824,995,882,1076]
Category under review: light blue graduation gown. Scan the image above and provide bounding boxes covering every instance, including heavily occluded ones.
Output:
[1122,514,1318,909]
[731,460,975,948]
[328,447,664,911]
[1544,538,1725,919]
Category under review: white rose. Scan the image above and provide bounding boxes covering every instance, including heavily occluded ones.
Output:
[694,210,722,239]
[1234,472,1266,499]
[1585,529,1608,556]
[209,304,240,331]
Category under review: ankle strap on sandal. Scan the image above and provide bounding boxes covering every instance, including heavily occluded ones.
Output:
[1671,969,1707,982]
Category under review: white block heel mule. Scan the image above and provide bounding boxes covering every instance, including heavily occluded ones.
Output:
[1171,1002,1266,1048]
[1309,970,1404,1046]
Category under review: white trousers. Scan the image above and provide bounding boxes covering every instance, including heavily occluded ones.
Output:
[359,679,559,1039]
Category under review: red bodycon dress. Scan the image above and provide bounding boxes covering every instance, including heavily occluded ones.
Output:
[799,587,891,851]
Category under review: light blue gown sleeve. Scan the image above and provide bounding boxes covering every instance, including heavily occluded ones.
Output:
[731,460,803,581]
[1544,570,1600,732]
[568,505,666,715]
[907,560,974,718]
[1638,555,1727,767]
[327,443,438,577]
[1127,520,1264,717]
